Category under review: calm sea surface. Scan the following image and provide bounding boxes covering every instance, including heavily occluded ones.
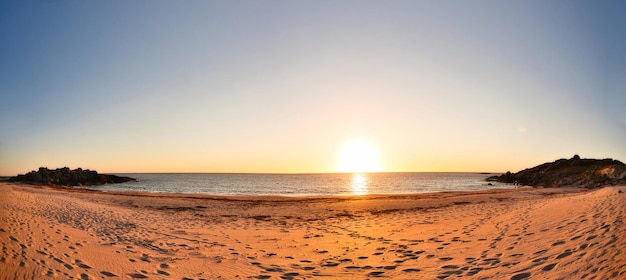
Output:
[93,173,511,196]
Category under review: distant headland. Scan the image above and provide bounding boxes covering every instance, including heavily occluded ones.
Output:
[487,155,626,188]
[7,167,136,187]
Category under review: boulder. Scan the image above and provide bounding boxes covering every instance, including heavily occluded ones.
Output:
[8,167,135,187]
[487,155,626,188]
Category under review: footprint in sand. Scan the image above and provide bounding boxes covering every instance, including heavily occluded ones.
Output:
[510,272,531,280]
[542,263,557,271]
[551,241,565,246]
[482,258,501,265]
[264,267,284,272]
[467,267,483,276]
[76,261,91,269]
[556,250,572,259]
[441,265,459,269]
[281,272,299,278]
[45,269,56,277]
[100,271,117,277]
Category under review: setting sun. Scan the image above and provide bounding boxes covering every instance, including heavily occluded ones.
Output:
[338,140,381,173]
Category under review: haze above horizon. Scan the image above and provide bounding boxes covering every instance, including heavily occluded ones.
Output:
[1,1,625,176]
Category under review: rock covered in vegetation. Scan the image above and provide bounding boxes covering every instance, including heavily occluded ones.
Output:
[487,155,626,188]
[8,167,135,186]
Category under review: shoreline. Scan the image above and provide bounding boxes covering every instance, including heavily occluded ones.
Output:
[59,172,511,197]
[1,182,624,279]
[2,180,563,201]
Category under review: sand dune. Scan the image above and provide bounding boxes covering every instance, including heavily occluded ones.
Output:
[1,182,625,279]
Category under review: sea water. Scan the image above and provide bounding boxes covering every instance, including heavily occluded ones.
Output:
[92,173,510,196]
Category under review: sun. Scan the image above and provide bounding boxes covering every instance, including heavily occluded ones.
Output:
[338,140,381,173]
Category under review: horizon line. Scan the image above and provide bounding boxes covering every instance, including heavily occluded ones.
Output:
[1,171,502,177]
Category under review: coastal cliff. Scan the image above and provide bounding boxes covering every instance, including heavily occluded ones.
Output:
[487,155,626,188]
[8,167,136,186]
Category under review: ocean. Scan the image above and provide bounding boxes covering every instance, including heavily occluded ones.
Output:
[92,172,511,196]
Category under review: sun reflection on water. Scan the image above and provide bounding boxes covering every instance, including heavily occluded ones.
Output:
[351,173,368,195]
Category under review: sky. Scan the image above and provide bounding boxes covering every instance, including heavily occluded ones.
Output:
[1,0,625,175]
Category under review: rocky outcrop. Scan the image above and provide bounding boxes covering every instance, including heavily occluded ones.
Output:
[8,167,135,187]
[487,155,626,188]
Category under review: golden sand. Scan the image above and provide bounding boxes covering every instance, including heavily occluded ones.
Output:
[1,182,625,279]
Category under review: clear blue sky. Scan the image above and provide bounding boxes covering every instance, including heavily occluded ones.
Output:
[1,0,625,175]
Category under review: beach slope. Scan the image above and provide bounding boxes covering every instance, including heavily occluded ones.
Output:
[1,183,625,279]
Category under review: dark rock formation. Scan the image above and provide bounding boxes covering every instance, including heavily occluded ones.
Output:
[8,167,135,187]
[487,155,626,188]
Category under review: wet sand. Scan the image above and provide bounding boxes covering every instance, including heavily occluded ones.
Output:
[1,182,625,279]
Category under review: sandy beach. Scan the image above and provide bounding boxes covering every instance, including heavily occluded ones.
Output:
[1,182,625,280]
